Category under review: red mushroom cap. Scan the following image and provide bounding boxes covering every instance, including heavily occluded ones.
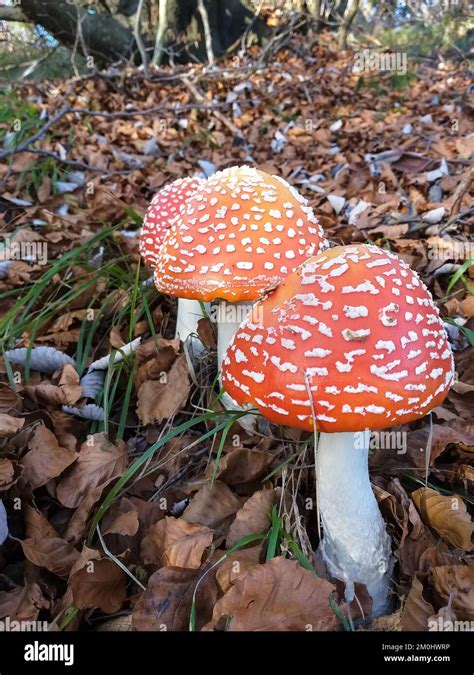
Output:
[222,244,455,432]
[153,166,328,301]
[139,176,203,268]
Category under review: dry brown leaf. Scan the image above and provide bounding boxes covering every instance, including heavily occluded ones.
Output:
[24,505,58,540]
[54,364,83,403]
[102,509,139,537]
[69,547,126,614]
[0,583,49,622]
[430,566,474,620]
[22,425,77,490]
[0,414,24,438]
[132,567,218,631]
[411,487,474,551]
[461,296,474,319]
[401,574,434,631]
[215,448,275,485]
[215,546,262,594]
[21,537,80,576]
[136,354,190,424]
[141,516,213,568]
[0,383,22,415]
[382,479,438,577]
[204,557,340,631]
[134,337,180,390]
[226,488,276,548]
[56,432,127,508]
[455,134,474,159]
[64,478,115,544]
[0,457,23,490]
[182,481,242,530]
[197,317,216,349]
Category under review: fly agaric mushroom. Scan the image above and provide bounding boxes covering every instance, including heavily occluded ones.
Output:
[139,176,208,344]
[153,166,328,375]
[222,243,455,613]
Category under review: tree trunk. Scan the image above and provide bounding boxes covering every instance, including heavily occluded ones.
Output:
[19,0,136,65]
[338,0,360,49]
[1,0,271,67]
[305,0,322,33]
[162,0,269,63]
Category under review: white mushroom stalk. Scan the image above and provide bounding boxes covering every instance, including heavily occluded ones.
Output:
[215,300,254,375]
[175,298,209,346]
[316,430,393,615]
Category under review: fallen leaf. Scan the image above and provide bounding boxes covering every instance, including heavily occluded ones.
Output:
[69,547,126,614]
[136,354,190,424]
[411,487,473,551]
[0,414,24,438]
[132,566,218,631]
[430,566,474,620]
[182,481,242,530]
[226,489,276,548]
[21,537,80,576]
[56,432,127,508]
[215,448,275,485]
[102,509,139,537]
[141,516,213,568]
[401,574,434,631]
[203,557,340,631]
[22,425,77,490]
[0,383,22,415]
[0,583,49,622]
[197,317,216,349]
[0,458,23,491]
[215,546,262,594]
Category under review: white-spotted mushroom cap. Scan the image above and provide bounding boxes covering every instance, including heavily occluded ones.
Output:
[153,166,328,301]
[139,176,203,268]
[222,244,455,432]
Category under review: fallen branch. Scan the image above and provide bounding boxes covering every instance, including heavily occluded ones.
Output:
[0,105,72,160]
[182,76,244,141]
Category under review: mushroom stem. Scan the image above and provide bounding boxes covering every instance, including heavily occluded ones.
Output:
[175,298,209,348]
[316,430,393,615]
[216,300,254,374]
[217,299,256,430]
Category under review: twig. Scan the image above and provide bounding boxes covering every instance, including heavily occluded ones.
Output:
[182,76,244,141]
[0,105,72,160]
[197,0,215,67]
[152,0,168,66]
[241,0,265,54]
[11,148,137,175]
[134,0,149,76]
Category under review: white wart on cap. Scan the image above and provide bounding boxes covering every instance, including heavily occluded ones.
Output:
[139,176,203,268]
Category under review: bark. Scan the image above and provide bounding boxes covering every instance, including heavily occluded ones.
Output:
[305,0,322,32]
[1,0,271,66]
[338,0,360,49]
[19,0,136,65]
[0,6,32,21]
[151,0,269,63]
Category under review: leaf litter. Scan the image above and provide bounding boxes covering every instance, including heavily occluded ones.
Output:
[0,33,473,632]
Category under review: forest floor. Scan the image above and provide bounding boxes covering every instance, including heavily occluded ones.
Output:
[0,35,473,631]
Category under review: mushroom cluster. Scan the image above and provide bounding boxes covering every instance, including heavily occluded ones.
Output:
[152,166,328,372]
[222,243,455,613]
[141,169,455,615]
